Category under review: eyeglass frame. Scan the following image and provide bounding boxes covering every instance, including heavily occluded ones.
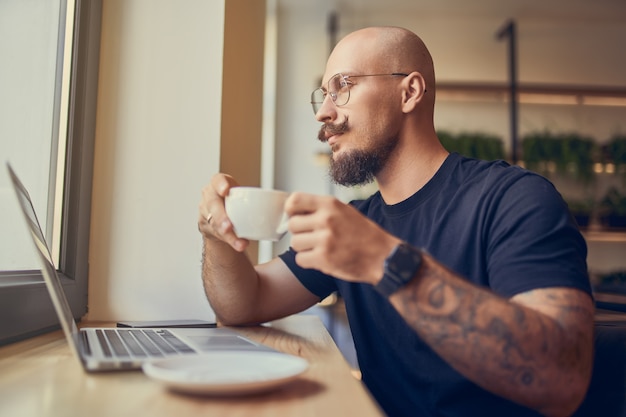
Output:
[310,72,410,114]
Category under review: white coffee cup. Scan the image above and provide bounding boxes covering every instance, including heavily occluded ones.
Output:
[225,187,289,241]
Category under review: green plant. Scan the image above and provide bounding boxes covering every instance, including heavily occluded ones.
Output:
[598,271,626,286]
[605,134,626,165]
[600,187,626,216]
[566,198,595,228]
[559,132,596,180]
[604,135,626,183]
[599,187,626,228]
[522,131,560,169]
[521,131,597,181]
[437,130,505,161]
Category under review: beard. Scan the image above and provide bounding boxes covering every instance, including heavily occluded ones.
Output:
[319,121,398,187]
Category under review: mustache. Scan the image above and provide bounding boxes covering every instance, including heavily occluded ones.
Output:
[317,120,349,143]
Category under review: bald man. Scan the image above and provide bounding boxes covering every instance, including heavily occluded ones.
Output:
[198,27,593,417]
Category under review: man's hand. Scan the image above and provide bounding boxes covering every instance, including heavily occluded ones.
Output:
[198,173,249,252]
[285,192,401,285]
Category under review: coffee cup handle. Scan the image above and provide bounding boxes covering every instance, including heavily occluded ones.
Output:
[276,212,289,235]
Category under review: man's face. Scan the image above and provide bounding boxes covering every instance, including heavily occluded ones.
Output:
[316,72,403,187]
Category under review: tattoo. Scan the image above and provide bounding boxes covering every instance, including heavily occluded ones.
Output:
[392,257,593,410]
[427,282,445,308]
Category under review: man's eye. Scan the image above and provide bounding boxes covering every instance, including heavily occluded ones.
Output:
[329,76,347,91]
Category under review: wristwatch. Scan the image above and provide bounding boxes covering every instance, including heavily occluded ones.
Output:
[374,242,423,297]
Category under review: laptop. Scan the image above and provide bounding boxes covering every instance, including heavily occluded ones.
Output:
[6,162,272,372]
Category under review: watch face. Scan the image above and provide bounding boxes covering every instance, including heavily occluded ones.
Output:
[376,243,423,297]
[389,243,423,280]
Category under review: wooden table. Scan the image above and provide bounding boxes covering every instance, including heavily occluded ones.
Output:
[0,315,383,417]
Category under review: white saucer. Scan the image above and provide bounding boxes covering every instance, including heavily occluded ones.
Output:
[142,351,309,396]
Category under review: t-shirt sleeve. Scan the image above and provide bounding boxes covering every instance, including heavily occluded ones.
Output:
[278,247,338,300]
[486,173,592,298]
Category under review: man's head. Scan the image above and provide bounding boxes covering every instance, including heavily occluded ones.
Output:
[314,27,436,186]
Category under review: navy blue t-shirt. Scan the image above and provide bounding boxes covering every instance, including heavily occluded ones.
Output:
[279,153,591,417]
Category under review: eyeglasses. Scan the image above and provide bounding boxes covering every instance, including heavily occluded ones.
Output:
[310,73,409,114]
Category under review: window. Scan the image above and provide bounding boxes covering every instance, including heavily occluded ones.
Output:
[0,0,102,345]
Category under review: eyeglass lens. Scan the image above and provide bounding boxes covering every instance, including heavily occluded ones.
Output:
[311,74,350,114]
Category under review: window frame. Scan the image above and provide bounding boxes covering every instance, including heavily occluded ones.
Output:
[0,0,102,345]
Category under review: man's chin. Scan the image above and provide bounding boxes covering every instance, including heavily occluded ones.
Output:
[329,164,375,187]
[331,175,375,188]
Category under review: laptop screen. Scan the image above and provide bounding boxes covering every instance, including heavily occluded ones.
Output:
[7,163,81,352]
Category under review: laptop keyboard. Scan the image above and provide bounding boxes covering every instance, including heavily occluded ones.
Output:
[93,329,196,358]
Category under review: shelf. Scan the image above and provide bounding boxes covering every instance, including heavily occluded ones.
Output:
[436,82,626,107]
[583,230,626,242]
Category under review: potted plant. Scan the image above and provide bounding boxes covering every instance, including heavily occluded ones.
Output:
[604,134,626,180]
[599,187,626,228]
[521,131,561,175]
[457,132,505,161]
[437,130,505,161]
[595,271,626,296]
[521,131,597,182]
[558,132,596,182]
[566,198,595,228]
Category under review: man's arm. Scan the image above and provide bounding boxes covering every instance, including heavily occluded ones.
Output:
[201,236,319,325]
[390,253,594,417]
[285,192,594,417]
[198,174,319,325]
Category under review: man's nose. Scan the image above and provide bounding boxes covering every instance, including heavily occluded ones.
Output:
[315,94,338,122]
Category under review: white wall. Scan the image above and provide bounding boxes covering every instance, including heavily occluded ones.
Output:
[87,0,226,321]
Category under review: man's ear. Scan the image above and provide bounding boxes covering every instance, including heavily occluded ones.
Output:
[401,72,427,113]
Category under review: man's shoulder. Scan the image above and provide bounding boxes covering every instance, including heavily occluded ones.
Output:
[455,155,550,190]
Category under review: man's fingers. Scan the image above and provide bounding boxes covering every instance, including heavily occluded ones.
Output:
[199,173,249,252]
[285,192,324,216]
[210,174,239,198]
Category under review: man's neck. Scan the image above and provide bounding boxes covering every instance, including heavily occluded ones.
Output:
[376,143,449,205]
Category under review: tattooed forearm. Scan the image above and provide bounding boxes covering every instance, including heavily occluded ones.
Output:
[389,253,594,417]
